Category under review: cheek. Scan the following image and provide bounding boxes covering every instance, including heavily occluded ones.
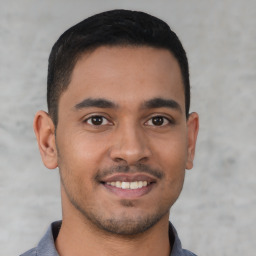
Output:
[57,132,108,178]
[152,133,188,168]
[151,132,187,190]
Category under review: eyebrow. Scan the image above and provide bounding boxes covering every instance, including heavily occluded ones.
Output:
[74,97,182,112]
[74,98,117,110]
[142,97,182,113]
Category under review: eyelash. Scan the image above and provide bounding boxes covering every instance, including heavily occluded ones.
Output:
[145,115,174,127]
[83,115,173,127]
[84,115,112,126]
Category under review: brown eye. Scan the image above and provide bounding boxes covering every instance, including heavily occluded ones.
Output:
[85,116,110,126]
[152,116,164,126]
[91,116,103,125]
[145,116,171,127]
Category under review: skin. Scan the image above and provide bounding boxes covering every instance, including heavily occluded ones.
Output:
[34,46,199,256]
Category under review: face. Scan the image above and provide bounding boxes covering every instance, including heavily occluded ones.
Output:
[36,46,198,235]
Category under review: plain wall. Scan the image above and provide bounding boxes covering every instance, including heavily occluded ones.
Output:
[0,0,255,255]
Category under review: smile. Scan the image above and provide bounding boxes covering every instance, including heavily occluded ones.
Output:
[106,181,148,190]
[101,173,157,198]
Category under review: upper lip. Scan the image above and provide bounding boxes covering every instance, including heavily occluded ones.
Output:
[101,174,157,183]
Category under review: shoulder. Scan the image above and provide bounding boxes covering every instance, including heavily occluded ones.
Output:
[169,222,197,256]
[182,249,197,256]
[20,247,37,256]
[19,220,61,256]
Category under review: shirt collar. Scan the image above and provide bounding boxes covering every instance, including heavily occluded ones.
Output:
[37,221,60,256]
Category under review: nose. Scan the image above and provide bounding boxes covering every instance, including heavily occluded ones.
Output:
[109,124,152,165]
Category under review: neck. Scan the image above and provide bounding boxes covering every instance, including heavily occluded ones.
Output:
[56,211,171,256]
[56,186,171,256]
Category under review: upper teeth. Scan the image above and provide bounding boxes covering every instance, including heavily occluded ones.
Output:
[106,181,148,189]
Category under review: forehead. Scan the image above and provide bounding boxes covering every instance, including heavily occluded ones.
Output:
[60,46,185,111]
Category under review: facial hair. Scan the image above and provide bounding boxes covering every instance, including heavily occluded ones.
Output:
[60,163,172,236]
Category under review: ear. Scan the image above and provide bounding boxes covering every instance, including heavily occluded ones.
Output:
[186,112,199,170]
[33,110,58,169]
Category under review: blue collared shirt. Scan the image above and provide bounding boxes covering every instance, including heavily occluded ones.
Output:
[20,221,197,256]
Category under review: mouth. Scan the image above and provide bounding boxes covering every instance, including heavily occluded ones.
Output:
[105,180,150,190]
[100,174,157,199]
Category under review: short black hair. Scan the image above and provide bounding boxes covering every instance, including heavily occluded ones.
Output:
[47,9,190,126]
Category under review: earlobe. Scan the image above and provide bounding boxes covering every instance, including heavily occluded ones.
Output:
[33,110,58,169]
[185,112,199,170]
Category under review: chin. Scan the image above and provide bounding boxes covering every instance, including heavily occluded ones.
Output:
[80,207,170,236]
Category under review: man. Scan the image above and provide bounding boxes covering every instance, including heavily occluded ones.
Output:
[21,9,199,256]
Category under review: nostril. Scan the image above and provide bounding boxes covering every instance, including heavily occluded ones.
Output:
[113,157,127,164]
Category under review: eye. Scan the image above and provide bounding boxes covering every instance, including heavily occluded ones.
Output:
[85,115,111,126]
[145,116,171,126]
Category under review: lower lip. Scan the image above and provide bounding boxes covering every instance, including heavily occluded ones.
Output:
[102,183,155,199]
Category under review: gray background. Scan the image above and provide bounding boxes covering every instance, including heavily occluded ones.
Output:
[0,0,255,255]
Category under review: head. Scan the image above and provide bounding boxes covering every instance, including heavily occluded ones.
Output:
[34,10,199,236]
[47,9,190,126]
